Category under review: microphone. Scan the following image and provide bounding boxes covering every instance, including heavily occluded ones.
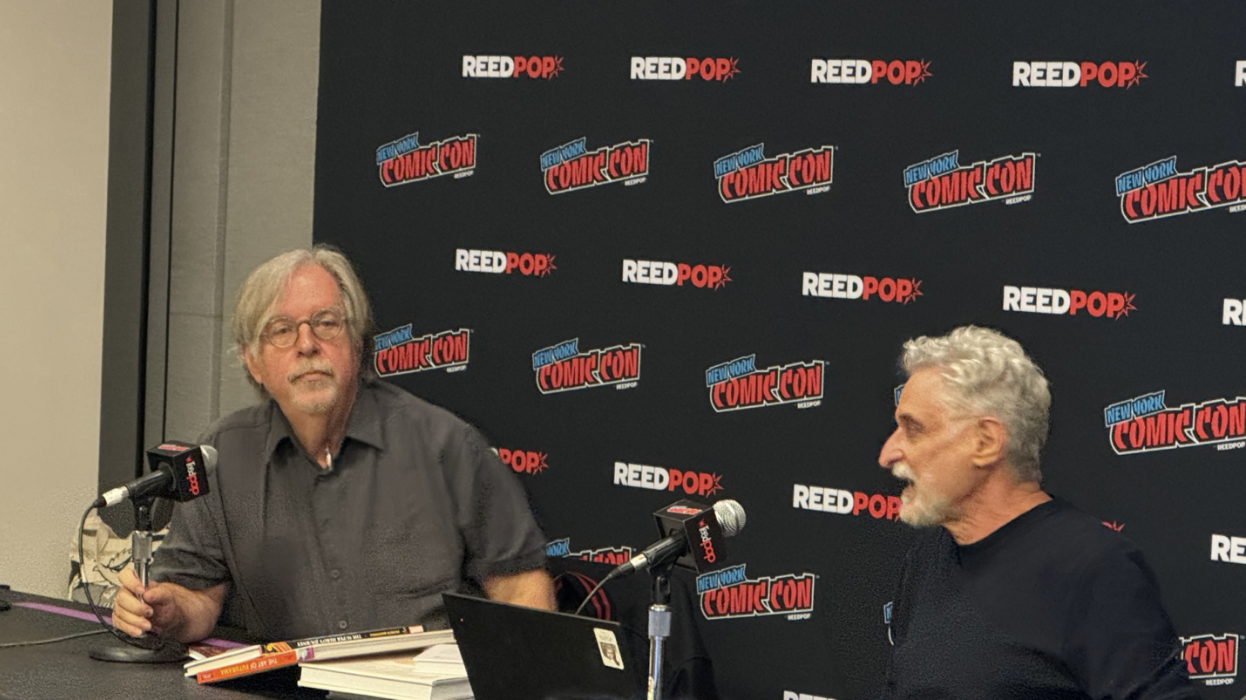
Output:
[94,442,215,508]
[613,499,746,577]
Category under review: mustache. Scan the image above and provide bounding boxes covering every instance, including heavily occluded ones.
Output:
[288,364,335,383]
[891,463,915,483]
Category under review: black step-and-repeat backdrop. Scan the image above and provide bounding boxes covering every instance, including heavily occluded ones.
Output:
[313,2,1246,697]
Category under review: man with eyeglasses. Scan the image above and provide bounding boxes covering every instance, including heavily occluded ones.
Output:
[110,246,555,643]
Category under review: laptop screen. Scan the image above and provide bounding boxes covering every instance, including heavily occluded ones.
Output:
[443,593,644,700]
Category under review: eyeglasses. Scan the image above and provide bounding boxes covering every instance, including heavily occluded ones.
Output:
[262,309,347,348]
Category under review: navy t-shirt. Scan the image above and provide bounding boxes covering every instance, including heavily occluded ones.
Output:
[881,498,1200,700]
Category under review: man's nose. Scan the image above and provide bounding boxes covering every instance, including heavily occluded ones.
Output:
[294,322,320,354]
[878,428,902,468]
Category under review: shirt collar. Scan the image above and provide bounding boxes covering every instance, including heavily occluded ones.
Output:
[263,379,386,459]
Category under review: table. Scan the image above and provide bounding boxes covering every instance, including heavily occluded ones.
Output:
[0,590,326,700]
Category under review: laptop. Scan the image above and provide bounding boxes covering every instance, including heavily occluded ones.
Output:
[443,593,643,700]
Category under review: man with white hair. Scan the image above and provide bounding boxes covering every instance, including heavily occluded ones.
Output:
[878,326,1197,699]
[111,246,555,643]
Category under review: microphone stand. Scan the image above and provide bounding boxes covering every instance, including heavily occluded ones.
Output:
[646,563,673,700]
[89,495,188,663]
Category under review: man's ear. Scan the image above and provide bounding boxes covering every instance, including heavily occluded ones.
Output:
[971,417,1008,468]
[242,348,264,387]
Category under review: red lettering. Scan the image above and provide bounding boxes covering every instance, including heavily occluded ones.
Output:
[676,263,691,285]
[707,266,723,288]
[1097,61,1118,88]
[1069,290,1087,315]
[887,60,904,85]
[1118,61,1136,87]
[896,278,913,302]
[871,60,887,84]
[1107,292,1125,318]
[1079,61,1097,87]
[698,472,714,496]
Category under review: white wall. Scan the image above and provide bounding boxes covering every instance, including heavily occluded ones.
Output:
[0,0,114,596]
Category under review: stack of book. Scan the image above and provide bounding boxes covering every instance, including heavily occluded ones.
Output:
[182,625,455,685]
[298,644,472,700]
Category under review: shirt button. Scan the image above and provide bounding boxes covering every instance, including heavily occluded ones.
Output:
[330,569,341,580]
[338,620,348,630]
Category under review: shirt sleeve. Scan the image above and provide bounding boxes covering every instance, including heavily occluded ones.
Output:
[445,425,549,582]
[149,442,232,592]
[1064,544,1201,700]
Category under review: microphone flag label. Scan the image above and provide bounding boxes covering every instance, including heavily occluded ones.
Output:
[652,499,726,573]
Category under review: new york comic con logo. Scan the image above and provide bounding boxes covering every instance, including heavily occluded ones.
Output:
[532,338,641,394]
[696,565,816,621]
[1105,390,1246,455]
[904,150,1036,212]
[376,132,478,187]
[545,538,634,566]
[714,143,834,203]
[1115,156,1246,224]
[706,354,824,412]
[372,325,469,376]
[1180,633,1238,686]
[541,137,650,194]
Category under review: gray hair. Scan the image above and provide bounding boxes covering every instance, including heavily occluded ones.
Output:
[901,325,1050,483]
[233,246,375,388]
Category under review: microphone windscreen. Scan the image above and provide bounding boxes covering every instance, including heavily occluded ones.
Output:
[713,499,746,537]
[201,444,219,471]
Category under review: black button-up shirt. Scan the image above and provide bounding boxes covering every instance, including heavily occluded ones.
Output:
[151,379,548,640]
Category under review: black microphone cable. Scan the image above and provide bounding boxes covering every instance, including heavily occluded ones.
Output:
[572,569,622,617]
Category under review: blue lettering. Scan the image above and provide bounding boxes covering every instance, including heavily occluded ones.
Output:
[696,572,719,593]
[1115,169,1145,196]
[376,133,419,165]
[1103,402,1133,427]
[905,151,959,187]
[534,339,579,369]
[1143,157,1177,185]
[728,355,757,378]
[706,355,757,386]
[902,163,928,187]
[714,144,764,179]
[532,350,554,370]
[373,324,414,352]
[695,564,746,593]
[705,365,731,386]
[1105,391,1166,426]
[541,138,586,172]
[552,339,580,360]
[545,539,570,557]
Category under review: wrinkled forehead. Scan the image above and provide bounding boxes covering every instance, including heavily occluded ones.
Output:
[265,264,345,320]
[896,368,956,416]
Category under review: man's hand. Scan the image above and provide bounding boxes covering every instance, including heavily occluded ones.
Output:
[111,568,227,643]
[483,569,557,611]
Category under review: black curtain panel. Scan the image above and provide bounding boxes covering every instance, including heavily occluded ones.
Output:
[312,2,1246,697]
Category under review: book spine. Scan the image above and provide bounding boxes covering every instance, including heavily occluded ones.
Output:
[196,649,299,684]
[264,625,416,653]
